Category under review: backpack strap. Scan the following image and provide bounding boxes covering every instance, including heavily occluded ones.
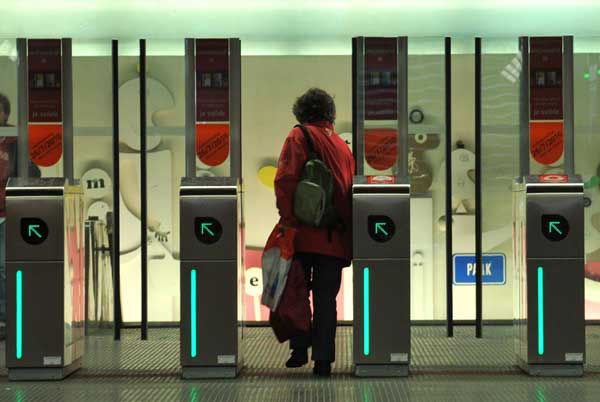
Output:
[294,124,319,160]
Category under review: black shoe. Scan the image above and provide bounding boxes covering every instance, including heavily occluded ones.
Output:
[313,360,331,377]
[286,349,308,368]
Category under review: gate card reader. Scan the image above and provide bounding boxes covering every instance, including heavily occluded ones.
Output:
[513,175,585,376]
[353,176,410,377]
[6,178,85,381]
[180,177,243,379]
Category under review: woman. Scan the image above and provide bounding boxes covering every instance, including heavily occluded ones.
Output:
[274,88,354,376]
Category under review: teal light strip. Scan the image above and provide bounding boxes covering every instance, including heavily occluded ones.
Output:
[537,266,544,356]
[363,267,370,356]
[16,270,22,360]
[191,269,197,358]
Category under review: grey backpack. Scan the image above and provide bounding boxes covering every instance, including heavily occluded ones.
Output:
[292,125,340,231]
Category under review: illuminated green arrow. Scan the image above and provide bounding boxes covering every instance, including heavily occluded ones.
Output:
[28,225,42,238]
[374,222,389,236]
[200,222,215,236]
[548,221,562,235]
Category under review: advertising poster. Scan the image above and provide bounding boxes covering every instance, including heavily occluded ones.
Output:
[529,121,564,166]
[529,37,564,165]
[27,39,63,166]
[364,38,397,121]
[364,128,397,171]
[196,39,229,122]
[196,123,230,166]
[196,39,230,166]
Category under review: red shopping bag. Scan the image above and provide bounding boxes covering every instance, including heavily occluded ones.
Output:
[269,258,311,343]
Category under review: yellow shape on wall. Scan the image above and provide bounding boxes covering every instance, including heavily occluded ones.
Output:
[258,165,277,189]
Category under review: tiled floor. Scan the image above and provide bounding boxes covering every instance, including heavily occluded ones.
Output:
[1,326,600,402]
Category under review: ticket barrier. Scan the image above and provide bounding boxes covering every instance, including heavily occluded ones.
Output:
[6,178,85,380]
[513,175,585,376]
[179,177,243,379]
[353,177,411,377]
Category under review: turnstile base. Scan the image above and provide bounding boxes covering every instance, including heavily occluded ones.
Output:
[182,365,240,379]
[519,360,583,377]
[354,364,409,377]
[8,358,82,381]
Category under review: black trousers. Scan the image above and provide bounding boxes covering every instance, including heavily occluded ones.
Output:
[289,252,345,362]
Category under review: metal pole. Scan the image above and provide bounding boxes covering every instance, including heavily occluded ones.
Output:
[475,37,483,338]
[184,38,196,178]
[61,38,73,182]
[519,37,530,178]
[444,37,454,338]
[111,39,122,341]
[352,37,365,176]
[16,38,29,178]
[563,36,575,175]
[139,39,148,340]
[229,38,242,181]
[397,37,409,178]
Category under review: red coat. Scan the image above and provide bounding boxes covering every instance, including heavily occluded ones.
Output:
[274,121,354,264]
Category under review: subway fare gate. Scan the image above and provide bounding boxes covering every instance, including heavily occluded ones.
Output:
[180,38,243,379]
[513,36,585,376]
[352,36,411,377]
[6,178,85,380]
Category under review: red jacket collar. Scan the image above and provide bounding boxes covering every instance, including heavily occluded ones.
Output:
[305,121,334,131]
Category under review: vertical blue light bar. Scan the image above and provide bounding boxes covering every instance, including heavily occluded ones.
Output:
[191,269,197,358]
[363,267,370,356]
[537,266,544,356]
[16,270,23,360]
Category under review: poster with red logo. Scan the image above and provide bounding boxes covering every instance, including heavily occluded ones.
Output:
[196,123,230,166]
[364,38,397,121]
[196,39,230,166]
[529,37,564,165]
[28,39,63,167]
[364,128,397,170]
[529,121,564,165]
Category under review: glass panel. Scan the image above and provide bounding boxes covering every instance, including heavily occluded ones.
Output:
[72,39,115,335]
[574,36,600,370]
[117,39,142,327]
[450,36,477,323]
[407,37,445,322]
[243,45,353,322]
[145,39,185,325]
[481,37,520,326]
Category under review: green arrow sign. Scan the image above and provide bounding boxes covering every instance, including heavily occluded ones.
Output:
[548,221,562,235]
[28,224,42,238]
[200,222,215,236]
[374,222,389,236]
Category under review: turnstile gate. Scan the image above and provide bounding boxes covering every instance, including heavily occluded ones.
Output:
[353,178,411,377]
[5,178,85,380]
[180,177,242,379]
[513,175,585,376]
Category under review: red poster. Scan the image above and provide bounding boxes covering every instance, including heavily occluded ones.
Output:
[364,128,397,170]
[196,123,230,166]
[364,38,398,121]
[530,121,564,165]
[29,124,63,167]
[28,39,63,166]
[529,37,563,121]
[196,39,229,122]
